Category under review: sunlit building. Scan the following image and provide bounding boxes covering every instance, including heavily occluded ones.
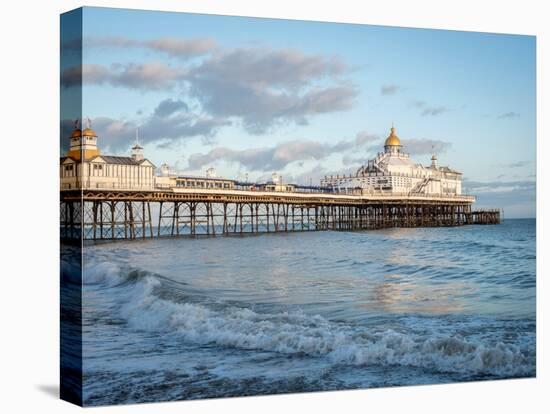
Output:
[321,126,463,195]
[155,164,237,190]
[60,123,155,190]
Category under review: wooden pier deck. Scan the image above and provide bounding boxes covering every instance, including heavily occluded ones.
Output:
[60,188,500,241]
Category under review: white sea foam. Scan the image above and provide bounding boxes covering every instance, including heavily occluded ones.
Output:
[83,261,122,285]
[114,272,534,377]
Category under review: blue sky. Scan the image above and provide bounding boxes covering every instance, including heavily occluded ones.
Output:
[61,7,536,217]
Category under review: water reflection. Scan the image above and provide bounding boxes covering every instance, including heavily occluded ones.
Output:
[86,219,535,320]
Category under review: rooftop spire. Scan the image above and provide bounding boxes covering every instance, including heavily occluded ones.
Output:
[132,127,144,161]
[133,127,143,149]
[431,144,438,160]
[431,145,438,168]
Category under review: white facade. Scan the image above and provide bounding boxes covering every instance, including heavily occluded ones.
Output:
[321,126,463,195]
[60,126,155,190]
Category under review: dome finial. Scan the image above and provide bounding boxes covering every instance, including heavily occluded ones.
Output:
[390,122,396,136]
[384,123,402,148]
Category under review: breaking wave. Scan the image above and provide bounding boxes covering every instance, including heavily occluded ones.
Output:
[88,261,535,378]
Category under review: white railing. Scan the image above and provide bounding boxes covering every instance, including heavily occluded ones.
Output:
[61,181,475,202]
[61,182,155,191]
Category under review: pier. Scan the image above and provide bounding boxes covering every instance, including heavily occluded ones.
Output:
[60,188,500,241]
[59,123,501,242]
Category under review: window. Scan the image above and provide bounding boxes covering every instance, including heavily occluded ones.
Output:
[64,165,73,171]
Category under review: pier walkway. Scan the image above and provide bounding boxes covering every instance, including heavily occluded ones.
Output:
[60,188,500,241]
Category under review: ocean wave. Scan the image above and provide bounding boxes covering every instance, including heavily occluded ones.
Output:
[111,271,534,377]
[83,261,122,285]
[82,260,176,288]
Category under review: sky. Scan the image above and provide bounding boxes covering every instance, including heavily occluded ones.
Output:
[61,7,536,217]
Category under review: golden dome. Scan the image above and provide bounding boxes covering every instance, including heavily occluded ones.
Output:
[71,129,81,138]
[82,128,97,137]
[384,126,402,147]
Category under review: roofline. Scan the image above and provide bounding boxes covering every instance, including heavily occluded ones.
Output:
[85,154,156,168]
[174,175,236,182]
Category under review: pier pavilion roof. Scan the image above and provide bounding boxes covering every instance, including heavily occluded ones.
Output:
[60,154,155,167]
[92,155,153,166]
[384,156,416,167]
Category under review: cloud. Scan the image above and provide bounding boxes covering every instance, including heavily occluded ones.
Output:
[187,131,375,172]
[279,164,332,185]
[186,129,451,173]
[143,37,218,57]
[380,84,401,96]
[405,138,452,155]
[62,41,358,134]
[188,140,334,171]
[60,98,231,152]
[60,119,77,153]
[61,63,188,90]
[89,117,137,151]
[421,106,449,116]
[342,155,367,166]
[365,137,451,155]
[355,131,379,146]
[187,47,357,133]
[153,98,189,117]
[190,47,347,89]
[140,107,230,145]
[508,160,530,168]
[411,100,450,116]
[498,111,520,119]
[462,179,535,193]
[60,64,110,88]
[494,160,530,168]
[111,63,187,90]
[331,131,379,153]
[462,179,535,218]
[63,36,219,59]
[475,188,535,218]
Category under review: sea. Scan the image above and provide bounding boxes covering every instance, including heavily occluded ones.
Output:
[64,219,536,405]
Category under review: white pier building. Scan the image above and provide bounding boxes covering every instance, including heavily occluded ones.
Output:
[60,123,155,190]
[321,126,463,196]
